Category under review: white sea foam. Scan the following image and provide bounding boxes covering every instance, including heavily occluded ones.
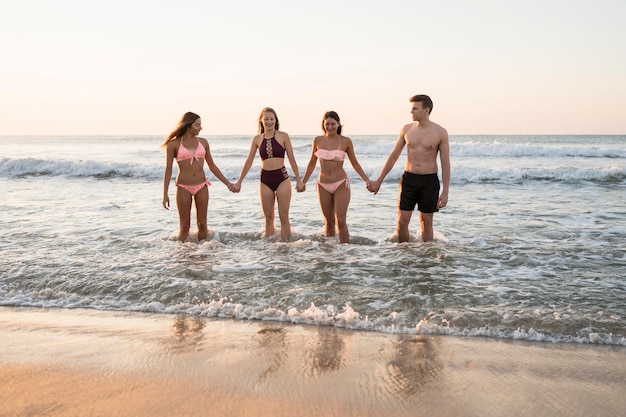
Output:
[1,134,625,346]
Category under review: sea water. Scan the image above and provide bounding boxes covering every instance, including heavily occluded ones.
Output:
[1,134,624,345]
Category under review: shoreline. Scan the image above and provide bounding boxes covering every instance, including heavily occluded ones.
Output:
[2,306,625,417]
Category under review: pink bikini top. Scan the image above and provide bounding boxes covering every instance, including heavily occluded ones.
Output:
[176,138,205,164]
[315,148,347,161]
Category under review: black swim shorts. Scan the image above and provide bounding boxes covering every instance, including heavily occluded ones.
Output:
[398,171,440,213]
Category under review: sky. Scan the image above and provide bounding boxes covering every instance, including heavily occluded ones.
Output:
[1,0,625,136]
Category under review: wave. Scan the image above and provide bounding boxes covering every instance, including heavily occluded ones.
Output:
[0,157,160,179]
[450,142,626,158]
[2,156,624,184]
[0,298,622,346]
[450,165,626,184]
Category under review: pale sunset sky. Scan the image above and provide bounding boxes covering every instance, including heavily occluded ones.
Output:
[1,0,625,136]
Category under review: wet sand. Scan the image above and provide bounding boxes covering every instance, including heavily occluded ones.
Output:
[1,307,624,417]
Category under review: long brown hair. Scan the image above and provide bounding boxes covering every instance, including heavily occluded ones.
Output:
[257,107,280,134]
[161,112,200,148]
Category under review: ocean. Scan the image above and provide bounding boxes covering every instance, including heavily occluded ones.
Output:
[1,134,624,346]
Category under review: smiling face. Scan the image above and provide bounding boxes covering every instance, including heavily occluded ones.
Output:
[257,108,279,134]
[262,111,276,131]
[321,111,342,135]
[323,117,339,135]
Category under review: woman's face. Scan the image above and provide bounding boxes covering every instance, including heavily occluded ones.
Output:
[324,118,339,135]
[189,118,202,135]
[262,112,276,130]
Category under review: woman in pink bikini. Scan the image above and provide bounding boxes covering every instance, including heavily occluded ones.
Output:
[232,107,303,241]
[162,112,234,242]
[301,111,371,243]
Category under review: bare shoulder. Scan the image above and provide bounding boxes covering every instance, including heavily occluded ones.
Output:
[277,130,291,140]
[340,135,354,149]
[166,138,180,151]
[433,121,447,132]
[309,135,323,151]
[197,137,209,147]
[432,122,449,140]
[402,122,415,133]
[276,130,292,146]
[251,133,263,146]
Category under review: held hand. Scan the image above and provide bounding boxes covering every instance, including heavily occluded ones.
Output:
[230,179,243,193]
[368,180,381,195]
[162,196,170,210]
[229,182,241,193]
[296,180,305,193]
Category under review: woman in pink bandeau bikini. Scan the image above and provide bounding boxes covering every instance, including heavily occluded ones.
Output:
[162,112,235,242]
[232,107,303,241]
[301,111,371,243]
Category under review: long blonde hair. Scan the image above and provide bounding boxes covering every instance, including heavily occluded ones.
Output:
[257,107,280,134]
[161,112,200,149]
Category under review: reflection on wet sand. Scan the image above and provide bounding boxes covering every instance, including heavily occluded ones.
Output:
[386,336,443,396]
[163,316,442,398]
[304,326,347,377]
[164,315,206,352]
[254,326,288,382]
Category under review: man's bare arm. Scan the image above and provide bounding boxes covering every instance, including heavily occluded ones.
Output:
[437,128,450,208]
[369,128,407,194]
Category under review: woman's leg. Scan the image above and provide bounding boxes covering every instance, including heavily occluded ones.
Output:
[275,179,292,241]
[176,187,193,242]
[260,182,276,237]
[333,184,351,243]
[194,185,209,241]
[317,186,336,238]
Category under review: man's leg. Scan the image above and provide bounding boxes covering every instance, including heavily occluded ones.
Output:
[419,211,434,242]
[396,209,413,243]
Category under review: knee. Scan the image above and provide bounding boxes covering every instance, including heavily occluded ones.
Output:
[420,214,433,227]
[278,209,289,222]
[397,217,410,229]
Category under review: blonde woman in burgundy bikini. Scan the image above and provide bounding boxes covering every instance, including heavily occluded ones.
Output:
[232,107,304,241]
[162,112,235,242]
[301,111,371,243]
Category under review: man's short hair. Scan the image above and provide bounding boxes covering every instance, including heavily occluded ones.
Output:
[410,95,433,114]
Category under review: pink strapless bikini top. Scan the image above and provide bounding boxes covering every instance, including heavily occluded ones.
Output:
[315,149,347,161]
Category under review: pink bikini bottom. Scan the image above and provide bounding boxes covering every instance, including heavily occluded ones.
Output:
[176,180,212,196]
[317,178,350,195]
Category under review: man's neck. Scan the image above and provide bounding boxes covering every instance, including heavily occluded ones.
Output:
[415,118,431,128]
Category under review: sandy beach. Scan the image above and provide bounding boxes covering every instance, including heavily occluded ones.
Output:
[1,307,624,417]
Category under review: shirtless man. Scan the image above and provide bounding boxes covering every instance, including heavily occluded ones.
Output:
[368,95,450,242]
